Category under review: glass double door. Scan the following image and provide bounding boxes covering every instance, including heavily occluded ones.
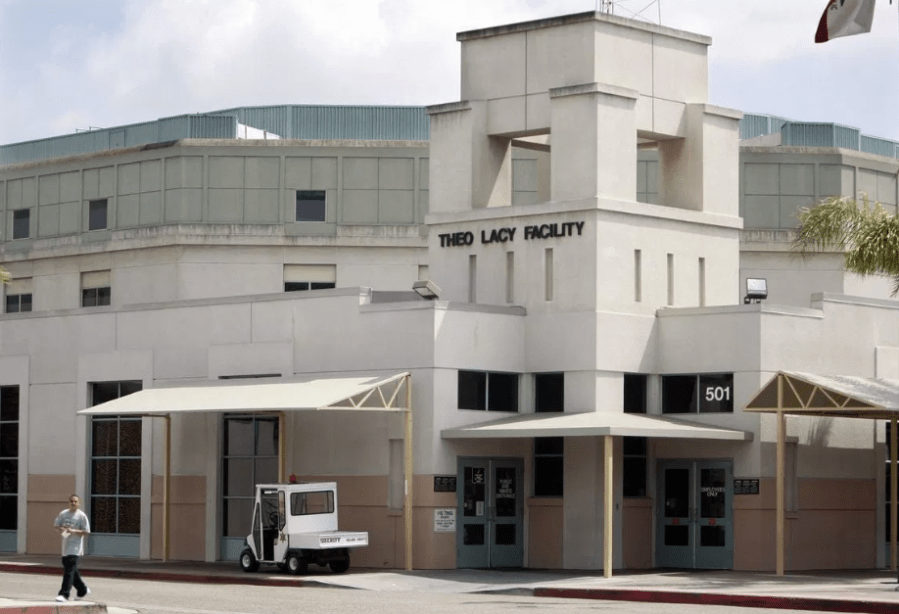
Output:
[456,458,523,568]
[657,460,733,569]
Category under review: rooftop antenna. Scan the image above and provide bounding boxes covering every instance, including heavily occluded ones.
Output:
[597,1,663,24]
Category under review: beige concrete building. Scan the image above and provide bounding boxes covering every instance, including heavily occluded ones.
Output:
[1,11,898,572]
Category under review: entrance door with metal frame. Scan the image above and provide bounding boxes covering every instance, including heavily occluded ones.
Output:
[657,460,733,569]
[456,458,523,568]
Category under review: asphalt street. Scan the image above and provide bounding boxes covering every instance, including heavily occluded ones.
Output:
[1,572,830,614]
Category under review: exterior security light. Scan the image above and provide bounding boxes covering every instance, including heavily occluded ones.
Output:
[412,280,441,300]
[744,278,768,304]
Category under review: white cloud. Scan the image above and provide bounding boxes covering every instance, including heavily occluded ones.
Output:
[2,0,897,144]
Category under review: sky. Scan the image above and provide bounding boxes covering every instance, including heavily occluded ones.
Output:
[1,0,898,146]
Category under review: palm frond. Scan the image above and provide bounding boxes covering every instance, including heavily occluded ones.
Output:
[793,195,899,296]
[0,266,10,285]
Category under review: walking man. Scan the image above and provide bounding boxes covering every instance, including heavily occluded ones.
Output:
[53,494,91,602]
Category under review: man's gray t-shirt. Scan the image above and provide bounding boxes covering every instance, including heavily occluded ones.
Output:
[54,508,90,556]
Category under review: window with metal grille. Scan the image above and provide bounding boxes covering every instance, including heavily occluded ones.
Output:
[89,381,142,534]
[222,415,279,537]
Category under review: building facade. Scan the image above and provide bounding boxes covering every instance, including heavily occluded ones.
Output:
[1,11,898,571]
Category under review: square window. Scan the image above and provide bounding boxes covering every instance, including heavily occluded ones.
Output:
[89,199,108,231]
[296,190,326,222]
[662,375,698,414]
[458,371,486,410]
[12,210,29,240]
[487,373,519,412]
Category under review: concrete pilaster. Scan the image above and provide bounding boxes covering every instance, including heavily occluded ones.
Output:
[549,83,638,203]
[657,103,742,214]
[426,101,512,213]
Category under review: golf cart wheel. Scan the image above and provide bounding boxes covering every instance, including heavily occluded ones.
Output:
[329,558,350,574]
[286,553,308,575]
[239,548,259,573]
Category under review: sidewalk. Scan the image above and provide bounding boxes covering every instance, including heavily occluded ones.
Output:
[2,554,899,614]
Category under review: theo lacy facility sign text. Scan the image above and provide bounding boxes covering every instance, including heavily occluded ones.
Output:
[438,221,585,247]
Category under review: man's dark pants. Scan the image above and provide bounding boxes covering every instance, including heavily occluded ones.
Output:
[59,554,87,598]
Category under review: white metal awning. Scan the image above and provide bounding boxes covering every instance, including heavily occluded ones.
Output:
[442,410,752,441]
[77,372,411,417]
[76,372,415,569]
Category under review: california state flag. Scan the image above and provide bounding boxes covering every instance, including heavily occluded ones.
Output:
[815,0,876,43]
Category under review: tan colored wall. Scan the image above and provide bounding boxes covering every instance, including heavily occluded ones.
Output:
[527,498,562,569]
[27,475,74,555]
[734,478,876,571]
[622,498,653,569]
[150,475,206,561]
[301,474,457,569]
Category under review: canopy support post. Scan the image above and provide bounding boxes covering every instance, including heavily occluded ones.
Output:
[776,375,785,576]
[278,412,286,483]
[603,435,614,578]
[163,415,171,563]
[891,416,897,572]
[404,376,413,571]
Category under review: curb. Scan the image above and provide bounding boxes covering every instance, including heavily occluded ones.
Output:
[535,588,899,614]
[0,604,105,614]
[0,563,306,588]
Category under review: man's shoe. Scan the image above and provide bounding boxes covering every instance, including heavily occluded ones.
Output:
[75,587,91,600]
[55,595,67,602]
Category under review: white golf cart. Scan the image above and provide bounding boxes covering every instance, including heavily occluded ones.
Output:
[238,482,368,574]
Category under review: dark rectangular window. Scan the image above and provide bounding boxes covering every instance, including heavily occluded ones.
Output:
[12,210,29,240]
[534,373,564,497]
[623,374,648,497]
[89,199,108,231]
[296,190,326,222]
[663,373,733,414]
[458,371,487,410]
[0,386,19,532]
[82,287,111,307]
[5,294,32,314]
[457,371,518,412]
[223,415,279,537]
[89,381,142,535]
[284,282,336,292]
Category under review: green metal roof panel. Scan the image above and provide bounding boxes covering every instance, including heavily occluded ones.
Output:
[2,105,429,165]
[208,105,430,140]
[860,134,898,158]
[781,122,860,150]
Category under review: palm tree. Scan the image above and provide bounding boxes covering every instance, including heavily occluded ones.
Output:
[0,266,9,286]
[793,195,899,296]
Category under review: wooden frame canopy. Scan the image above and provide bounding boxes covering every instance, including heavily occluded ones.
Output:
[744,371,899,575]
[78,372,414,569]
